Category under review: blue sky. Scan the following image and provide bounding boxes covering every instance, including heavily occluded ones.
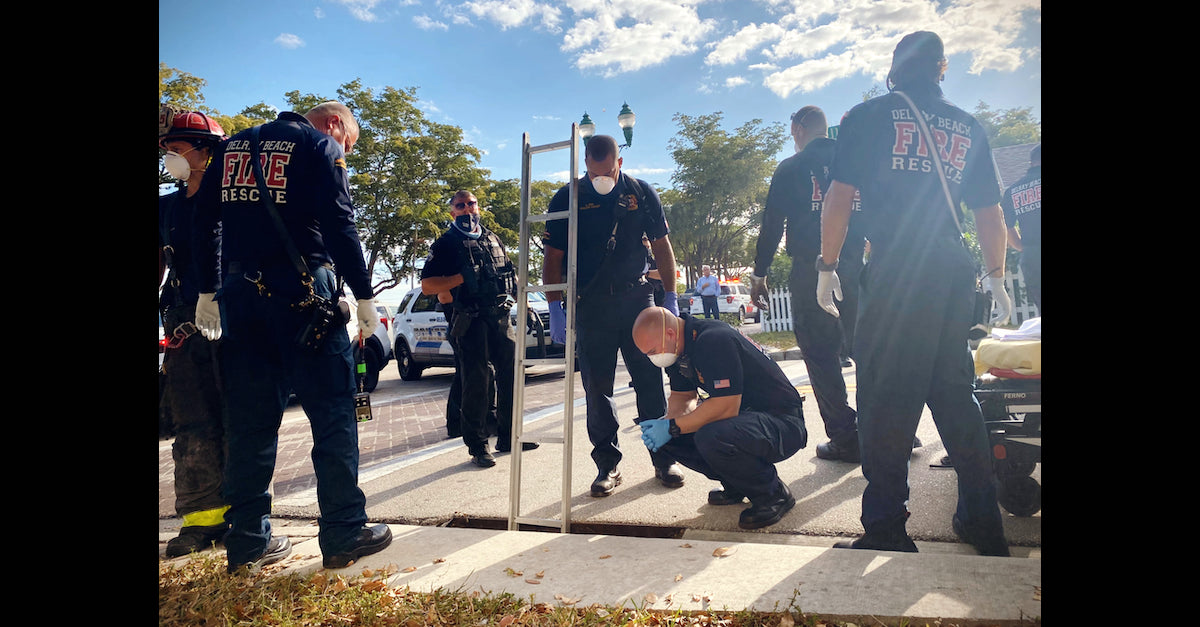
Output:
[159,0,1040,190]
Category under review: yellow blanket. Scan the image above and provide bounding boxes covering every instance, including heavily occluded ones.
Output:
[974,338,1041,376]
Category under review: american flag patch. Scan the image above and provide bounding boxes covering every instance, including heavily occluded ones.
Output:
[713,379,730,389]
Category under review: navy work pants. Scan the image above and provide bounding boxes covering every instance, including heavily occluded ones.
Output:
[661,409,805,504]
[787,259,857,447]
[449,308,516,456]
[853,240,1005,542]
[218,263,368,565]
[575,281,675,472]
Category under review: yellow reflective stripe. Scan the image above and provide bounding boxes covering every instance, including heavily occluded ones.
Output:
[181,505,230,528]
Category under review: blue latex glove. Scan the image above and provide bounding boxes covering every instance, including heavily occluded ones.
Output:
[549,300,566,344]
[662,291,679,316]
[640,418,673,452]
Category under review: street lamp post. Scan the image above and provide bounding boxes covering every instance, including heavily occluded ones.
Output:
[578,102,636,149]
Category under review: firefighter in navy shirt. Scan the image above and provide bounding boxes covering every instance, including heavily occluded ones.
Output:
[817,32,1012,556]
[193,101,392,572]
[633,307,807,530]
[543,134,685,497]
[1001,144,1041,314]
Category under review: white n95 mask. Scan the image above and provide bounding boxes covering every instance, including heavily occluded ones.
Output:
[591,175,616,195]
[163,151,193,180]
[648,308,678,368]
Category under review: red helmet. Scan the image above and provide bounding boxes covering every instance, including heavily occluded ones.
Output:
[159,108,226,148]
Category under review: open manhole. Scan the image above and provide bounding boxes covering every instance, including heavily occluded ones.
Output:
[444,515,685,539]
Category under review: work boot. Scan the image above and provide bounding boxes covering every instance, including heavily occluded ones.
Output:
[816,438,860,463]
[707,486,746,506]
[590,468,621,497]
[833,524,918,553]
[952,514,1011,557]
[738,484,795,529]
[165,522,229,558]
[228,535,292,573]
[470,451,496,468]
[495,439,540,453]
[654,463,685,488]
[323,524,394,569]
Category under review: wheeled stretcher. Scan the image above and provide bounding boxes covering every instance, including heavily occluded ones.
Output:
[973,324,1041,517]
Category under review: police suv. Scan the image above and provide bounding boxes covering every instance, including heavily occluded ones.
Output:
[391,287,555,381]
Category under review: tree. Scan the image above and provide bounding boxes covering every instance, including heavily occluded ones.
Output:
[284,80,491,297]
[666,112,787,286]
[972,102,1040,147]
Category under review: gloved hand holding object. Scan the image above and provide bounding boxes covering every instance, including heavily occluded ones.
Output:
[195,293,222,340]
[984,277,1012,327]
[662,291,679,316]
[639,418,674,453]
[549,300,566,344]
[357,299,380,337]
[748,273,770,315]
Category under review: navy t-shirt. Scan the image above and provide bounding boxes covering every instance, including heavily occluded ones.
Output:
[1001,165,1041,247]
[544,173,668,290]
[665,315,804,421]
[830,85,1001,251]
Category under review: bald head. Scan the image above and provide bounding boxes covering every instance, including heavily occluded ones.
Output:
[633,307,682,357]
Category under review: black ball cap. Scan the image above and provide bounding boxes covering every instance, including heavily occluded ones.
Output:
[892,31,944,70]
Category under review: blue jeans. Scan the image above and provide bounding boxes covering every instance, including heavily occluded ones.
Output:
[853,241,1004,542]
[575,281,675,472]
[218,263,368,565]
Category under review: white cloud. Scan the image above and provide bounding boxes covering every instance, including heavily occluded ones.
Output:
[274,33,305,49]
[725,76,748,88]
[332,0,386,22]
[314,7,325,19]
[705,23,784,66]
[414,14,449,30]
[560,0,717,77]
[461,0,562,31]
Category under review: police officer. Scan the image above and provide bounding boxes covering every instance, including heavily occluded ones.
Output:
[158,107,230,557]
[421,190,539,468]
[817,32,1013,556]
[1001,144,1041,314]
[193,101,393,572]
[633,307,807,530]
[543,135,685,497]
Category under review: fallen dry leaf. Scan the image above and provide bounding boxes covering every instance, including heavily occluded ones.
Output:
[361,580,387,593]
[644,593,658,605]
[525,579,541,585]
[535,570,545,578]
[504,567,524,577]
[554,593,581,606]
[674,574,683,582]
[433,558,446,564]
[1033,586,1041,600]
[362,568,374,577]
[498,615,516,627]
[778,614,795,627]
[680,543,693,548]
[712,546,736,557]
[401,566,417,573]
[599,555,612,559]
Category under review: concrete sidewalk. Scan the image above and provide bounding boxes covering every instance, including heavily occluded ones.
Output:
[159,349,1041,625]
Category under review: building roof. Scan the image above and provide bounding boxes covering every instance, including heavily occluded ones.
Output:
[992,142,1039,189]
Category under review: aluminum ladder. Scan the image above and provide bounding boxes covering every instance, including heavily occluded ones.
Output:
[507,125,580,533]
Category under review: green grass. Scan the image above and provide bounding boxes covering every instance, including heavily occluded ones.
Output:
[746,330,796,351]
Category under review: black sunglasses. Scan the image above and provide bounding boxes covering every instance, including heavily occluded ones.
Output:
[454,200,478,210]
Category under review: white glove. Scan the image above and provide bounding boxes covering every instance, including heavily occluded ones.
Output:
[356,299,380,338]
[984,277,1011,327]
[816,271,842,318]
[195,293,222,341]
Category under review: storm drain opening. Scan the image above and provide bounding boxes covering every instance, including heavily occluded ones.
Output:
[444,515,686,540]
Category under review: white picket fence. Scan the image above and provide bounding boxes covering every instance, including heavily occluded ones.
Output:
[759,267,1038,332]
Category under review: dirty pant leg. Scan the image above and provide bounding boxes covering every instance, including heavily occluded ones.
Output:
[789,263,856,445]
[166,334,227,519]
[664,411,804,503]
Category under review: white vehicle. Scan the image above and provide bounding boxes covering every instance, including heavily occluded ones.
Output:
[345,301,394,393]
[681,282,759,323]
[391,287,557,381]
